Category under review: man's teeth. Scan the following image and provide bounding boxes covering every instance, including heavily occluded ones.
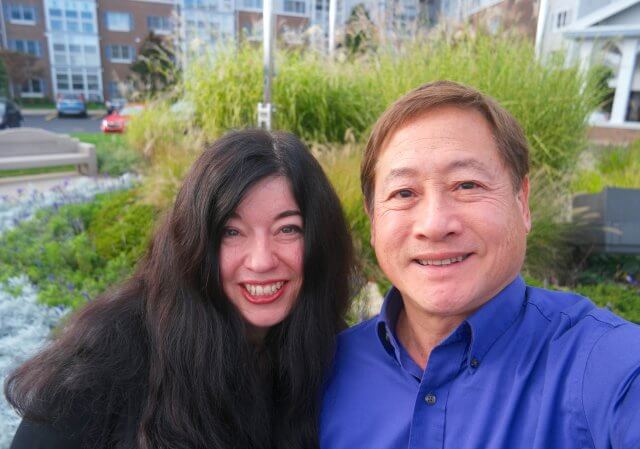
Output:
[416,255,467,266]
[245,282,284,296]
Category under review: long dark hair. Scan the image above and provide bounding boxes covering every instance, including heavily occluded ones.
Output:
[5,129,355,449]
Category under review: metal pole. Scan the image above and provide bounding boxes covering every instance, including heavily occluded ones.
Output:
[258,0,275,129]
[328,0,336,56]
[535,0,549,59]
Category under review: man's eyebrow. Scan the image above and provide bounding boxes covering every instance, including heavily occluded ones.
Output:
[383,167,420,185]
[444,158,494,177]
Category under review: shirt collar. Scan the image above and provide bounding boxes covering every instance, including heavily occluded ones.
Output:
[465,275,526,364]
[376,276,527,365]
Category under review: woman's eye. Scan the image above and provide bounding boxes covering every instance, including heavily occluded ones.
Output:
[222,227,239,237]
[280,225,302,235]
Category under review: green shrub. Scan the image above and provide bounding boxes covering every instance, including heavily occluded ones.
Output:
[71,133,144,176]
[574,283,640,324]
[572,141,640,193]
[0,189,157,308]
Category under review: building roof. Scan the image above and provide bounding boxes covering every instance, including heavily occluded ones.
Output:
[564,0,640,37]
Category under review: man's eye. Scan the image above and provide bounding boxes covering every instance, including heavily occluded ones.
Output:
[393,189,414,199]
[458,182,478,190]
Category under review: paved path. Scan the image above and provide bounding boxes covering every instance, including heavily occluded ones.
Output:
[0,172,82,201]
[22,113,102,134]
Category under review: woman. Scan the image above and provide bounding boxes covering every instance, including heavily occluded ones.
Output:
[5,129,354,449]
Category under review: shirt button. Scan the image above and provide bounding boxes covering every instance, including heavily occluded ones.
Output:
[470,357,480,368]
[424,393,437,405]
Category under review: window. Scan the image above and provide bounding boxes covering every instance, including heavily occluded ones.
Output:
[84,45,99,65]
[21,78,44,96]
[105,12,132,32]
[107,45,134,63]
[56,72,69,90]
[69,44,83,65]
[283,0,305,13]
[10,39,42,57]
[72,73,84,90]
[86,74,99,91]
[147,15,172,34]
[48,7,94,33]
[53,43,67,64]
[554,10,570,30]
[9,4,36,24]
[242,0,262,8]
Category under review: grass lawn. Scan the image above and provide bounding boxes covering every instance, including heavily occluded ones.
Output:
[0,132,140,179]
[18,101,106,111]
[0,165,75,179]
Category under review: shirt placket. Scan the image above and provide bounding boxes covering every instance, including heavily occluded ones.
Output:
[408,339,468,449]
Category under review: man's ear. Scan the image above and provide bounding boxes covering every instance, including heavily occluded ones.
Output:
[517,176,532,233]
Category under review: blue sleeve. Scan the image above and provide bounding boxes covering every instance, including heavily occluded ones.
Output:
[582,323,640,449]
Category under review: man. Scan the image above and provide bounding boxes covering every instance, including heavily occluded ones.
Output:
[320,81,640,449]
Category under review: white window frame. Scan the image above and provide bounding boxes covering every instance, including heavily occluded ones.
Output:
[108,45,134,63]
[10,39,42,57]
[8,4,36,25]
[105,11,132,32]
[147,15,172,35]
[282,0,305,14]
[21,78,45,98]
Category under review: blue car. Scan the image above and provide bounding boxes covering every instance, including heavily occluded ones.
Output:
[56,93,87,118]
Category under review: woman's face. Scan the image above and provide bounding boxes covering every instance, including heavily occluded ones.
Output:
[220,176,304,339]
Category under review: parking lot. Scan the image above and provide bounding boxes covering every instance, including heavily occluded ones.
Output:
[21,112,103,134]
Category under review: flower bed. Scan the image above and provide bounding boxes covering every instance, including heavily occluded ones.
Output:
[0,174,137,448]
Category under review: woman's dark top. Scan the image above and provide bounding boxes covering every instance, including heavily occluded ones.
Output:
[11,419,83,449]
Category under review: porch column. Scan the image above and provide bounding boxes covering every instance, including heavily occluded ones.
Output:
[578,39,594,74]
[611,38,639,124]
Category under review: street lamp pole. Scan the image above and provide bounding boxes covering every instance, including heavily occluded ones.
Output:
[258,0,275,129]
[328,0,337,56]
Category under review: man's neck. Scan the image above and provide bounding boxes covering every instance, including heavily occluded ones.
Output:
[395,307,467,370]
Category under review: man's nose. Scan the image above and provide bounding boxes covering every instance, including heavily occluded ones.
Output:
[245,236,279,272]
[412,192,462,241]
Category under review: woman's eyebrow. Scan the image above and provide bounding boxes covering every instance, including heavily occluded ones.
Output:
[275,210,302,220]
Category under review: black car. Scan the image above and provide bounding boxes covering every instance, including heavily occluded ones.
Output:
[0,99,23,129]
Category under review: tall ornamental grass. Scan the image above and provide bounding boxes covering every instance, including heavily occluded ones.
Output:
[125,29,606,283]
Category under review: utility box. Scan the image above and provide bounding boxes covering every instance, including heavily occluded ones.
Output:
[572,187,640,254]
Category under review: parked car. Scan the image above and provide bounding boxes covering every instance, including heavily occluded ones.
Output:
[56,93,87,118]
[0,99,23,129]
[105,98,127,115]
[101,103,145,133]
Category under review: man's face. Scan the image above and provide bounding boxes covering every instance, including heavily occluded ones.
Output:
[370,106,531,321]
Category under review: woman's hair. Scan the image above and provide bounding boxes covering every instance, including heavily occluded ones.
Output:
[5,129,355,449]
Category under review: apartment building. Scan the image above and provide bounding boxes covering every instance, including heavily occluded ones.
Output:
[97,0,174,101]
[0,0,52,98]
[44,0,102,100]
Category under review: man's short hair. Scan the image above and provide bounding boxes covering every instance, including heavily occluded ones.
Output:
[361,80,530,211]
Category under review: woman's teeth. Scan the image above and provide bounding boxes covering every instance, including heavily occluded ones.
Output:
[244,282,284,296]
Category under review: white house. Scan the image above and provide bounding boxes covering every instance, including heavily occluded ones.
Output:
[539,0,640,126]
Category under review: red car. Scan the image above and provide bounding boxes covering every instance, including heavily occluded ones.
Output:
[101,104,145,133]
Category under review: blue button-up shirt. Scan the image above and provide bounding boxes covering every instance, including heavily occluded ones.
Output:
[321,276,640,449]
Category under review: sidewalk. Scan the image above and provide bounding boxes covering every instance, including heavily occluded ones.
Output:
[0,172,81,201]
[21,109,106,116]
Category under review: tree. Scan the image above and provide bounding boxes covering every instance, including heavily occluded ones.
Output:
[343,4,378,56]
[129,32,178,99]
[0,50,44,98]
[0,55,9,98]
